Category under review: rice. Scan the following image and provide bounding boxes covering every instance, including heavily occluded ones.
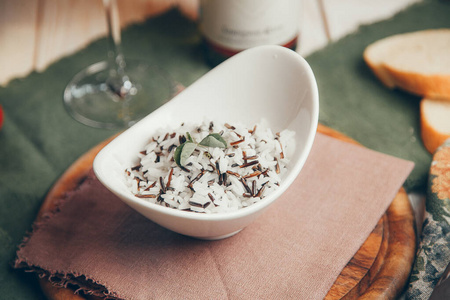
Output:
[124,120,295,213]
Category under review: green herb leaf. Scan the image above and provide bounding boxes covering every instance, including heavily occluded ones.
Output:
[199,133,227,148]
[174,141,197,167]
[174,132,227,168]
[174,143,184,167]
[186,132,194,143]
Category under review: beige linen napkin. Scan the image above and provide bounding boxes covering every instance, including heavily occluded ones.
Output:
[15,133,414,299]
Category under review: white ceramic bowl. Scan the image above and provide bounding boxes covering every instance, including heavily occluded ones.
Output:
[93,45,319,240]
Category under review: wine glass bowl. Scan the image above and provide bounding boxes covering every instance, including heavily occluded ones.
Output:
[64,60,175,129]
[63,0,175,129]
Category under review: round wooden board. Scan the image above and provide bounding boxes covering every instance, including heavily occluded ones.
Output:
[36,124,416,300]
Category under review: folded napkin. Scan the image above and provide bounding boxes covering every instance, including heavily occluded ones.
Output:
[406,138,450,299]
[14,133,414,299]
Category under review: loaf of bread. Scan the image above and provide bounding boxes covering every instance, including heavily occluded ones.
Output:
[364,29,450,101]
[420,98,450,154]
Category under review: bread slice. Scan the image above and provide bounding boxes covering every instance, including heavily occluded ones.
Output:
[364,29,450,100]
[420,98,450,153]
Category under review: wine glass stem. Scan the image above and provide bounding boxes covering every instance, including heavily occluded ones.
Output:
[103,0,126,78]
[103,0,133,126]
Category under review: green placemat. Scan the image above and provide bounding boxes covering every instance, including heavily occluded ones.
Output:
[1,1,449,298]
[0,11,206,299]
[307,0,449,192]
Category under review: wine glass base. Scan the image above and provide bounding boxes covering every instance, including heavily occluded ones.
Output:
[64,60,175,129]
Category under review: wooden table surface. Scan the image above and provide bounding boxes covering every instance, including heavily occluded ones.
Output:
[0,0,421,86]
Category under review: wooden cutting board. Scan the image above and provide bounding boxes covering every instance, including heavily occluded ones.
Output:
[36,124,417,300]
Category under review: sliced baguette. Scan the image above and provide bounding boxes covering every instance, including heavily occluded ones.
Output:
[364,29,450,100]
[420,98,450,154]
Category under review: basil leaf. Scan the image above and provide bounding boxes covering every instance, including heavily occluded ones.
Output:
[174,142,184,167]
[175,141,197,167]
[186,132,194,143]
[175,142,197,167]
[175,132,227,168]
[199,133,227,148]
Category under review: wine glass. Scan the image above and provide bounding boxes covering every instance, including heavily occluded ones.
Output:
[63,0,175,129]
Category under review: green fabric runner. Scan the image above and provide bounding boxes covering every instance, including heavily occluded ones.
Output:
[307,0,449,192]
[1,0,448,298]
